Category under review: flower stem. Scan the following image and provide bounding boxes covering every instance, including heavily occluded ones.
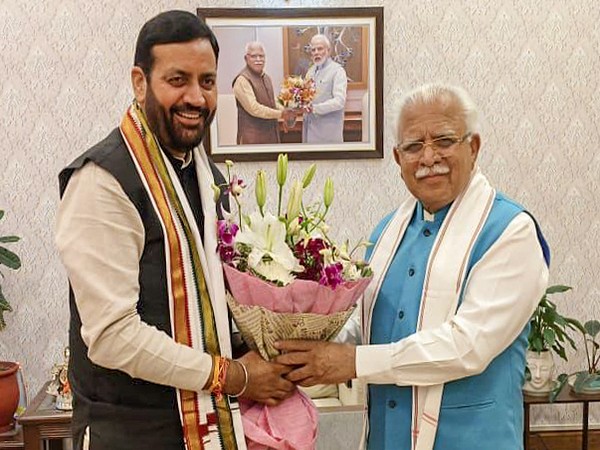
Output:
[277,187,283,217]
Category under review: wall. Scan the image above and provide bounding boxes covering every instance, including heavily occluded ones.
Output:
[1,0,599,431]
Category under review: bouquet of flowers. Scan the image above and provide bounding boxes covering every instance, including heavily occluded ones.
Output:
[214,154,372,450]
[276,75,316,112]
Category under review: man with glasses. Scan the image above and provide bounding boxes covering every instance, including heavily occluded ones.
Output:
[276,84,550,450]
[233,41,294,144]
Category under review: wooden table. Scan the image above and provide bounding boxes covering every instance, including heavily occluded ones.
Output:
[524,385,600,450]
[0,426,23,449]
[17,382,71,450]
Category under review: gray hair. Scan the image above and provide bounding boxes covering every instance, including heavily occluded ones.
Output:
[396,83,479,136]
[245,41,265,55]
[310,34,331,49]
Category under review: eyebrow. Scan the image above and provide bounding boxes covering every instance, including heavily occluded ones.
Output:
[404,131,458,141]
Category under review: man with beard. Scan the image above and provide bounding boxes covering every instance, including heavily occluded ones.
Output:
[232,41,294,144]
[55,10,294,450]
[301,34,347,143]
[277,84,550,450]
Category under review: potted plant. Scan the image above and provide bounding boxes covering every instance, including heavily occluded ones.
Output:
[553,319,600,398]
[0,209,22,433]
[524,285,581,395]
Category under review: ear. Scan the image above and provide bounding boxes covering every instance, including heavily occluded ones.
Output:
[469,133,481,163]
[393,146,402,166]
[131,67,147,105]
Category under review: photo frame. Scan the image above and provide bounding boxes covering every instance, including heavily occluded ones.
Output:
[197,7,383,161]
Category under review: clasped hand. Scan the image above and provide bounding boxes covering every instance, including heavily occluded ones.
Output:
[234,351,296,406]
[274,340,357,387]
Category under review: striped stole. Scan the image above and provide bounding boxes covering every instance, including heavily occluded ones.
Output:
[119,103,244,450]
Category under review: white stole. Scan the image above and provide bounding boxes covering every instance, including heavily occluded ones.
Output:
[361,168,495,450]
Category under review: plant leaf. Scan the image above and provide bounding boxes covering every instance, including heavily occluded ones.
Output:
[546,285,572,295]
[584,320,600,338]
[0,285,12,331]
[0,247,21,269]
[543,328,556,346]
[0,236,19,243]
[573,372,589,393]
[549,374,568,402]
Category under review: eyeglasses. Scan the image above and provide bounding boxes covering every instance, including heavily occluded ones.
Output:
[247,53,265,60]
[396,133,472,161]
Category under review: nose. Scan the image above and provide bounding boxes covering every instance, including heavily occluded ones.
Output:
[419,143,441,166]
[183,81,207,107]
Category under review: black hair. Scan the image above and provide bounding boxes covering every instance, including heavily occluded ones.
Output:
[134,10,219,76]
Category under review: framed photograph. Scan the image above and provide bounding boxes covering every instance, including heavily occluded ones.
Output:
[197,7,383,161]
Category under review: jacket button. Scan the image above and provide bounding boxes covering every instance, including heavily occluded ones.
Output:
[388,400,397,408]
[398,310,405,320]
[423,229,431,237]
[408,268,415,276]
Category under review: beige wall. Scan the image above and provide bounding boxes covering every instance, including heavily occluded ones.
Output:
[1,0,599,430]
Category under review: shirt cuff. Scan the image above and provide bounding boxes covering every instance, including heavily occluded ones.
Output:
[355,344,393,378]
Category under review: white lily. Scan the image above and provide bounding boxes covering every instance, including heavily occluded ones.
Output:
[236,212,303,285]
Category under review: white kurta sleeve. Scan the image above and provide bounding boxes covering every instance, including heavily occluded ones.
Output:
[233,75,282,119]
[55,162,212,392]
[355,213,548,385]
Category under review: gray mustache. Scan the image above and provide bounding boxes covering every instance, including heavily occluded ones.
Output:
[415,164,450,179]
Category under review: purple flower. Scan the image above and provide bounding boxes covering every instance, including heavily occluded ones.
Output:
[319,262,344,290]
[218,220,239,246]
[219,245,236,264]
[217,220,239,263]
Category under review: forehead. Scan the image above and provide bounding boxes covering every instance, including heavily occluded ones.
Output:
[151,38,217,74]
[247,45,264,55]
[399,99,465,139]
[310,38,328,48]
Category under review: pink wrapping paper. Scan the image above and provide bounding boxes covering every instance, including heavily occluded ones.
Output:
[223,265,371,450]
[239,390,318,450]
[224,264,371,314]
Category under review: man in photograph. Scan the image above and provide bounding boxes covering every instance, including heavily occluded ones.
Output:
[302,34,348,143]
[232,41,294,144]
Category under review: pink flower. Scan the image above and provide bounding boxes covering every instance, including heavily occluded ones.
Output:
[217,220,239,263]
[219,245,237,264]
[227,175,246,197]
[319,262,344,290]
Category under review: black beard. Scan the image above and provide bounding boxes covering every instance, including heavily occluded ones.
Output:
[144,85,215,154]
[166,105,214,152]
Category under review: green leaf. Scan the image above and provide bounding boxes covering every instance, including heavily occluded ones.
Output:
[0,236,20,243]
[584,320,600,338]
[552,345,567,361]
[0,286,12,331]
[0,247,21,269]
[546,285,572,295]
[0,210,4,221]
[549,374,568,402]
[573,372,589,393]
[543,328,556,346]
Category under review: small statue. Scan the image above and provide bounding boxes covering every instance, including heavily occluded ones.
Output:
[47,347,73,410]
[523,350,555,394]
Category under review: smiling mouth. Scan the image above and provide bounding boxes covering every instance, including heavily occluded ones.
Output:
[174,110,203,127]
